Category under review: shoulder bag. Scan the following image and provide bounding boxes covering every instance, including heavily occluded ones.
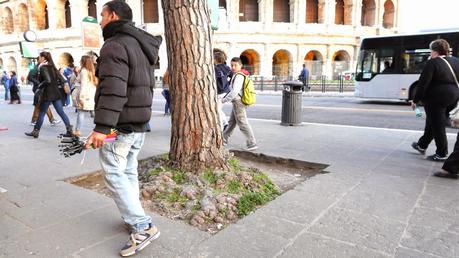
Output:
[439,56,459,128]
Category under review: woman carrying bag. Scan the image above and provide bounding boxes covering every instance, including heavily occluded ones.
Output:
[72,55,98,136]
[411,39,459,162]
[25,51,74,138]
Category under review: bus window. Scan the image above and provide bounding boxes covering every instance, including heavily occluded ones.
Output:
[379,48,394,73]
[356,49,378,80]
[402,49,430,74]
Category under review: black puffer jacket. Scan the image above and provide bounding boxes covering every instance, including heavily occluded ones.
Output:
[38,64,66,102]
[94,20,162,134]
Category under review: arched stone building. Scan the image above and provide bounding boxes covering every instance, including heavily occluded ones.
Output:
[0,0,399,79]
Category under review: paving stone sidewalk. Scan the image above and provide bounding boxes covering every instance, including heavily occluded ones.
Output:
[0,101,458,258]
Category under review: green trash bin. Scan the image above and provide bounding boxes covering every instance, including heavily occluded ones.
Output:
[281,81,303,126]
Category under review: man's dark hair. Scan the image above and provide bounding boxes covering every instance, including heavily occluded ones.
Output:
[104,0,133,21]
[231,57,242,65]
[430,39,450,56]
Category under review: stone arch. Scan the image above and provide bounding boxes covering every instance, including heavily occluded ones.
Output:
[306,0,318,23]
[240,49,260,75]
[56,0,71,28]
[304,50,324,77]
[144,0,159,23]
[272,49,292,77]
[35,0,49,30]
[7,56,17,72]
[2,7,14,34]
[273,0,290,23]
[383,0,395,29]
[17,4,29,32]
[332,50,351,79]
[88,0,97,20]
[361,0,376,26]
[335,0,344,25]
[239,0,259,22]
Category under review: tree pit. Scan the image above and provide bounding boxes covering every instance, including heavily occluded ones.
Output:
[65,151,327,234]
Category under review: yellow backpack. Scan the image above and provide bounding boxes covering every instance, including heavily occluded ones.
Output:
[237,72,256,105]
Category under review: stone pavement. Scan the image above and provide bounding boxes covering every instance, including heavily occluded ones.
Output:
[0,98,458,258]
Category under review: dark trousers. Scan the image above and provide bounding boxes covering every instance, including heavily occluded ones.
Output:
[443,132,459,174]
[417,104,450,156]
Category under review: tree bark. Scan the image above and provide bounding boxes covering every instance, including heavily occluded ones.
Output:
[161,0,227,173]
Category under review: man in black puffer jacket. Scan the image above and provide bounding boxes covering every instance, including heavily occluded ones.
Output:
[84,1,162,256]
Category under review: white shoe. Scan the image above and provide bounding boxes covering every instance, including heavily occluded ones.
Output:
[51,119,61,126]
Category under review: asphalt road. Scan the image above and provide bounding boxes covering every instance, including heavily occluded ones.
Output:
[6,86,458,133]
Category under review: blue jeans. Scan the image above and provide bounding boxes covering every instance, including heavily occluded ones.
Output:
[3,84,9,100]
[35,100,71,130]
[99,132,152,233]
[161,89,171,114]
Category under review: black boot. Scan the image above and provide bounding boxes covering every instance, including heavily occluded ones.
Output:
[62,125,75,137]
[25,129,40,138]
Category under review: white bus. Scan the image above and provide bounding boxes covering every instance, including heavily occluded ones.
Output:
[355,30,459,100]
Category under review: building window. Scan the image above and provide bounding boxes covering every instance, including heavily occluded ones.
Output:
[306,0,318,23]
[88,0,97,20]
[335,0,344,25]
[383,0,395,29]
[144,0,159,23]
[332,50,350,79]
[272,50,292,77]
[2,7,14,34]
[18,4,30,32]
[361,0,375,26]
[273,0,290,23]
[304,50,323,77]
[65,0,72,28]
[239,0,259,22]
[240,49,260,75]
[219,0,226,9]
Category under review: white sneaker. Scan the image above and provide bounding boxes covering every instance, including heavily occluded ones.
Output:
[30,121,36,126]
[245,144,258,151]
[51,119,61,126]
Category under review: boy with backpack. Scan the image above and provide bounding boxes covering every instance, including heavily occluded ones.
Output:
[222,57,257,151]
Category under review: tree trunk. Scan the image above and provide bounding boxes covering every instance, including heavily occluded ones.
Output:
[161,0,228,173]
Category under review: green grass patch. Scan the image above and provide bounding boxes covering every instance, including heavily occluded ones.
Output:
[202,169,218,185]
[147,167,164,177]
[228,158,242,171]
[171,169,187,184]
[226,180,244,194]
[167,188,188,204]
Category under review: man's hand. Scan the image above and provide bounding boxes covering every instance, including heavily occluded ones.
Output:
[85,131,107,149]
[410,101,417,110]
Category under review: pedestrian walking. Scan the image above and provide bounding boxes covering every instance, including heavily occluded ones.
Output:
[1,71,10,101]
[411,39,459,161]
[222,57,258,151]
[8,71,21,104]
[25,51,74,138]
[298,64,309,91]
[59,52,75,107]
[72,55,98,136]
[27,64,61,126]
[161,69,171,115]
[434,131,459,179]
[214,50,231,130]
[84,1,162,256]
